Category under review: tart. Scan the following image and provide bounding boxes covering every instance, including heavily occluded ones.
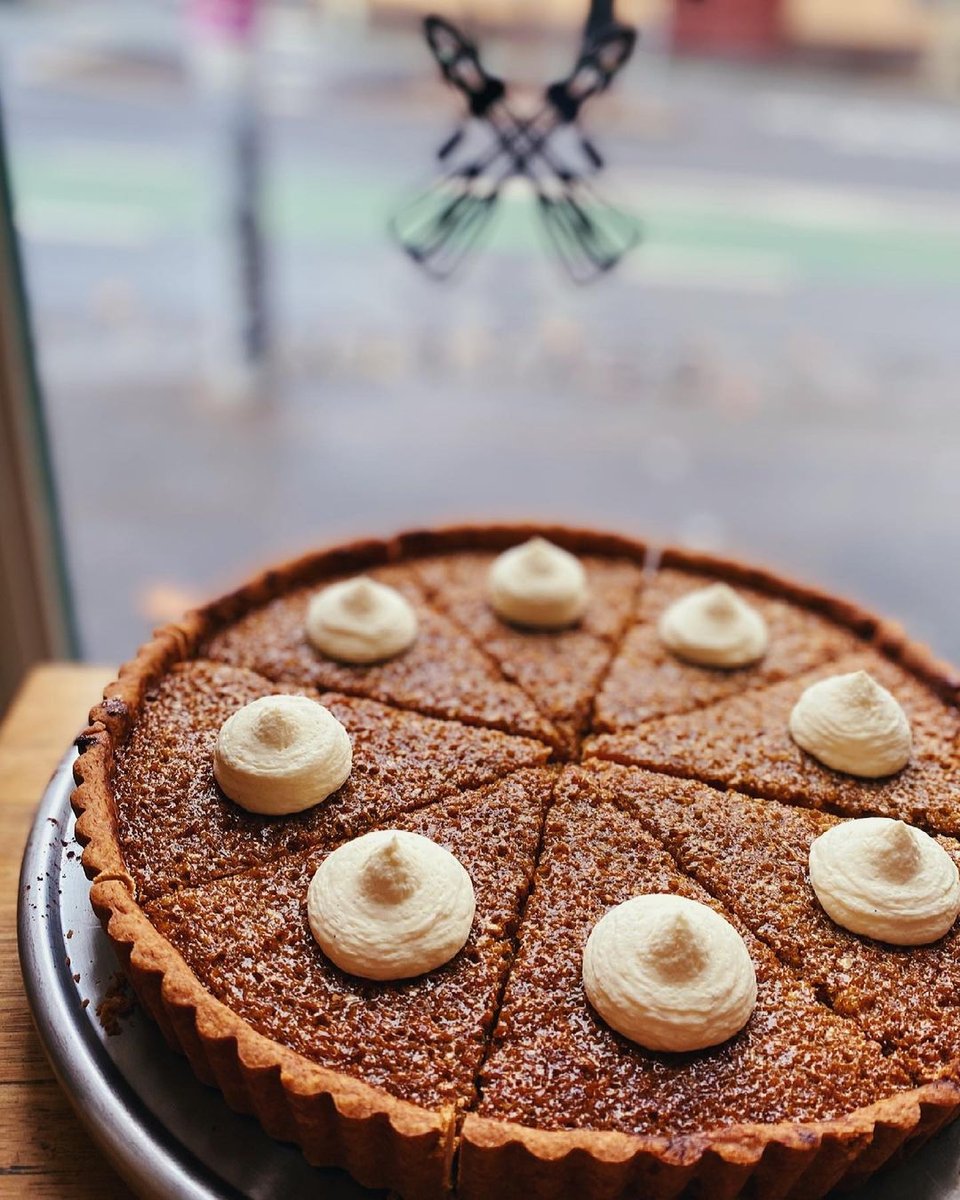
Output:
[72,523,960,1199]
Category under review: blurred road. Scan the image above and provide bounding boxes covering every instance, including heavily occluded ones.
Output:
[1,1,959,663]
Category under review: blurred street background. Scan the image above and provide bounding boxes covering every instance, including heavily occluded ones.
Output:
[2,0,959,662]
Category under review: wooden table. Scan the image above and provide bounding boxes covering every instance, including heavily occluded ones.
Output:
[0,664,134,1199]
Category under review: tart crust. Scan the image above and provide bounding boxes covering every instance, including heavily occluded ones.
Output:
[72,523,960,1199]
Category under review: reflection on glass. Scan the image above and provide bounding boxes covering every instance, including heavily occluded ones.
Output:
[1,0,958,663]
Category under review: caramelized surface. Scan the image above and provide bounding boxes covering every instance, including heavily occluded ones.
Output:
[593,568,864,732]
[203,564,559,747]
[584,761,960,1079]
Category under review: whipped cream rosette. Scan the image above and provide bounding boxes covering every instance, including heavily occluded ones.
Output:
[810,817,960,945]
[658,583,768,668]
[214,694,352,815]
[790,670,911,778]
[307,829,476,980]
[582,893,757,1052]
[306,576,418,664]
[488,538,588,629]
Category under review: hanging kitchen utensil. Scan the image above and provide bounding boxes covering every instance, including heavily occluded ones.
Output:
[390,13,640,283]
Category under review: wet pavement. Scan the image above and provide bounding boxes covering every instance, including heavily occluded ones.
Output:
[2,1,959,663]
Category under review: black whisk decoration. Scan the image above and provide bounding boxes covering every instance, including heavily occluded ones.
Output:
[390,13,640,284]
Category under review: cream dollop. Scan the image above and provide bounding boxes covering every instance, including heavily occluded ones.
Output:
[306,576,418,664]
[789,670,912,778]
[307,829,476,980]
[809,818,960,945]
[213,694,352,815]
[487,538,588,629]
[582,893,757,1052]
[658,582,768,668]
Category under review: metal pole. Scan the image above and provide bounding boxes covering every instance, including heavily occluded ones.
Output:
[187,0,269,402]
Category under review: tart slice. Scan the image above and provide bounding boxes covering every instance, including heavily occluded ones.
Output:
[94,659,551,901]
[202,563,560,747]
[414,551,644,756]
[586,651,960,835]
[582,761,960,1081]
[592,567,864,732]
[462,767,912,1199]
[143,768,554,1124]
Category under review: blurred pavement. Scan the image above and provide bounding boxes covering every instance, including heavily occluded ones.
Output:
[1,1,959,664]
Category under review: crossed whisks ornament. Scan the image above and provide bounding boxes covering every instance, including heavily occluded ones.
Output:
[390,14,641,285]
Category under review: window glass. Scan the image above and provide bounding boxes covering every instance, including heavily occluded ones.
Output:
[3,0,958,662]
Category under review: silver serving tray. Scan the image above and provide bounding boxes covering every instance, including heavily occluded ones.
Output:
[16,750,960,1199]
[17,750,378,1200]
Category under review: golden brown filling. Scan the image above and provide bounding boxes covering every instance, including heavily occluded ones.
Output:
[594,567,862,731]
[414,552,643,755]
[202,563,559,747]
[586,650,960,835]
